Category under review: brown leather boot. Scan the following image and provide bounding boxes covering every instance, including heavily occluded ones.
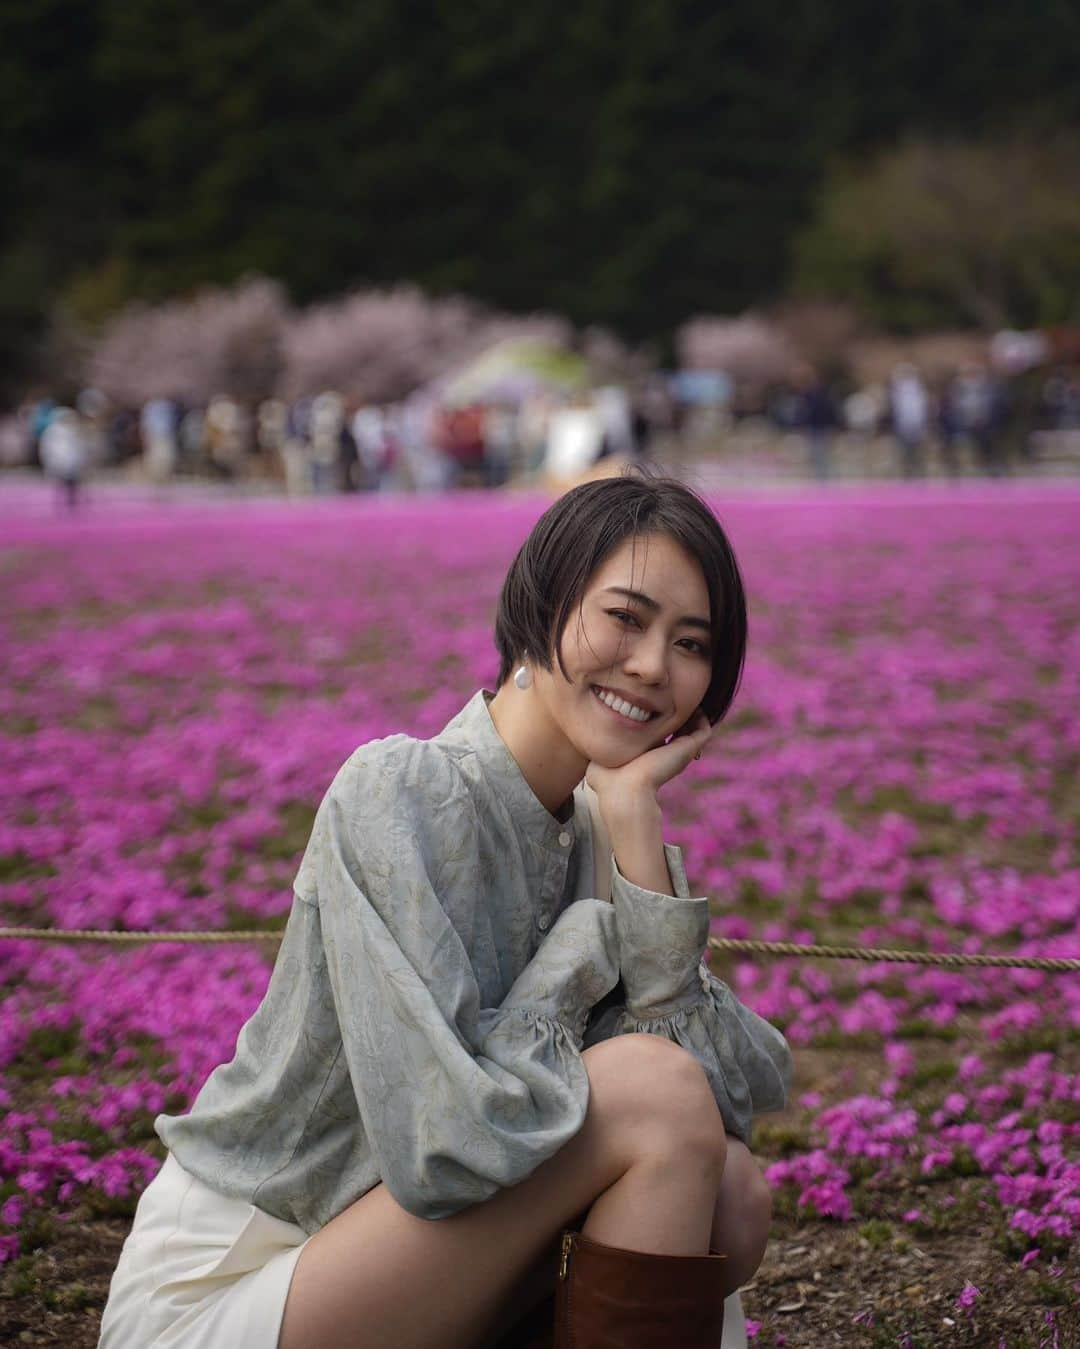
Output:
[554,1230,727,1348]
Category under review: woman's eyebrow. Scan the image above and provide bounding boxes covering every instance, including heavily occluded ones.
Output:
[602,586,712,633]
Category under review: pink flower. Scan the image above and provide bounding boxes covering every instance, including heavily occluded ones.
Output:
[0,1196,24,1227]
[3,491,1078,1253]
[955,1281,980,1312]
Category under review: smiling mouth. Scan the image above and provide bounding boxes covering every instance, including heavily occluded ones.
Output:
[590,685,659,725]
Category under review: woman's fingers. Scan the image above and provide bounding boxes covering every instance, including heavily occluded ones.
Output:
[587,713,717,808]
[671,710,712,761]
[635,714,713,787]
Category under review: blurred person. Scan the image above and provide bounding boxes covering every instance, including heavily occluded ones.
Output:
[1043,367,1080,430]
[887,364,930,478]
[353,403,389,490]
[311,391,346,494]
[595,386,635,461]
[281,399,313,496]
[27,396,57,467]
[843,383,886,436]
[398,398,451,492]
[178,406,206,474]
[544,393,604,483]
[98,472,789,1349]
[438,402,487,487]
[39,406,89,509]
[205,395,248,479]
[630,399,653,460]
[76,388,109,470]
[256,398,289,481]
[790,362,836,481]
[3,399,38,467]
[339,405,360,492]
[934,377,962,478]
[106,406,141,465]
[942,364,1007,477]
[518,391,553,475]
[140,397,179,484]
[483,401,517,488]
[642,375,679,444]
[382,405,409,489]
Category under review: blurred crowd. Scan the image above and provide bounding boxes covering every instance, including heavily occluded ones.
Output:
[1,384,667,504]
[772,359,1080,481]
[4,360,1079,504]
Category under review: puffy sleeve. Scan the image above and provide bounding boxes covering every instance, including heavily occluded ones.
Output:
[584,844,791,1146]
[302,750,620,1220]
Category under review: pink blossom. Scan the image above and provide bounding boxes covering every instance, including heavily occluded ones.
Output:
[2,485,1078,1258]
[955,1281,980,1311]
[0,1196,24,1226]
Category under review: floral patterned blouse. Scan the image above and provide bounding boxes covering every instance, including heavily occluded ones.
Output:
[156,690,791,1234]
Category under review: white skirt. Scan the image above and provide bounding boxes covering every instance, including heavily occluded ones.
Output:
[98,1153,310,1348]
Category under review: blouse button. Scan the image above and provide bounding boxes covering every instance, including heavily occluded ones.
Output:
[558,831,571,848]
[537,913,551,931]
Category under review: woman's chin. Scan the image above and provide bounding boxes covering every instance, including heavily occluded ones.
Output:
[572,706,670,767]
[583,740,653,770]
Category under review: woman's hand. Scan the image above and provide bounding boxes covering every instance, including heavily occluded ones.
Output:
[585,711,715,897]
[586,709,715,822]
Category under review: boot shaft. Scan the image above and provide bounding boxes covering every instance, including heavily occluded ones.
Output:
[554,1230,727,1349]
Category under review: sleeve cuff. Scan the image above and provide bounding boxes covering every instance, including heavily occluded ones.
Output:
[610,845,709,1019]
[500,898,620,1043]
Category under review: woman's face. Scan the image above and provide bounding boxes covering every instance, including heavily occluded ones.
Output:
[532,531,715,768]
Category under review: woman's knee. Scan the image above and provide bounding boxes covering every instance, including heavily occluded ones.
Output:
[743,1157,772,1237]
[721,1141,773,1243]
[582,1035,725,1164]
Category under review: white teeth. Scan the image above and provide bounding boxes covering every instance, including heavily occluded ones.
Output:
[593,686,652,722]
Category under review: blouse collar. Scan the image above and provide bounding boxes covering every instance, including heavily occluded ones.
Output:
[438,690,578,844]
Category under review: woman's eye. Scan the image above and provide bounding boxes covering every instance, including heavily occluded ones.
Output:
[608,609,639,627]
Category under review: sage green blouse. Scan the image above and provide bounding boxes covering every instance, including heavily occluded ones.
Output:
[156,690,791,1234]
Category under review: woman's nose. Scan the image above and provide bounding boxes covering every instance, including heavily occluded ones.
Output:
[623,634,669,683]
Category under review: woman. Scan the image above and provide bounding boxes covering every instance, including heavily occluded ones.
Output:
[99,472,792,1349]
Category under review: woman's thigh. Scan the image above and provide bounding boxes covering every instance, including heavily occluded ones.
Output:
[278,1172,587,1349]
[279,1035,722,1349]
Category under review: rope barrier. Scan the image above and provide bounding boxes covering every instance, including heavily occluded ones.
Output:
[1,926,1077,971]
[706,937,1079,972]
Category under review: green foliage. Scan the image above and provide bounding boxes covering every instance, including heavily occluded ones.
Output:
[2,0,1079,394]
[21,1024,81,1062]
[0,852,57,882]
[793,135,1080,330]
[752,1122,810,1157]
[908,1059,956,1089]
[858,1219,895,1248]
[896,1019,961,1042]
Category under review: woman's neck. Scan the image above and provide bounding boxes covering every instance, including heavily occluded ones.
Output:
[487,684,587,818]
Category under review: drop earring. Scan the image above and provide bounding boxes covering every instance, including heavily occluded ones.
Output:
[513,664,532,690]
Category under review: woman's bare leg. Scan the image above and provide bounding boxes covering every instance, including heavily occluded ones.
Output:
[709,1138,773,1297]
[278,1035,727,1349]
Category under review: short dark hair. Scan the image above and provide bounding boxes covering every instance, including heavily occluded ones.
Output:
[494,469,747,723]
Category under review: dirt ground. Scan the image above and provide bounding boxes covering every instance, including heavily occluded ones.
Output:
[1,1208,1076,1347]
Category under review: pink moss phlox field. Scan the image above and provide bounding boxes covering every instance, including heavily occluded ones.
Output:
[1,488,1078,1265]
